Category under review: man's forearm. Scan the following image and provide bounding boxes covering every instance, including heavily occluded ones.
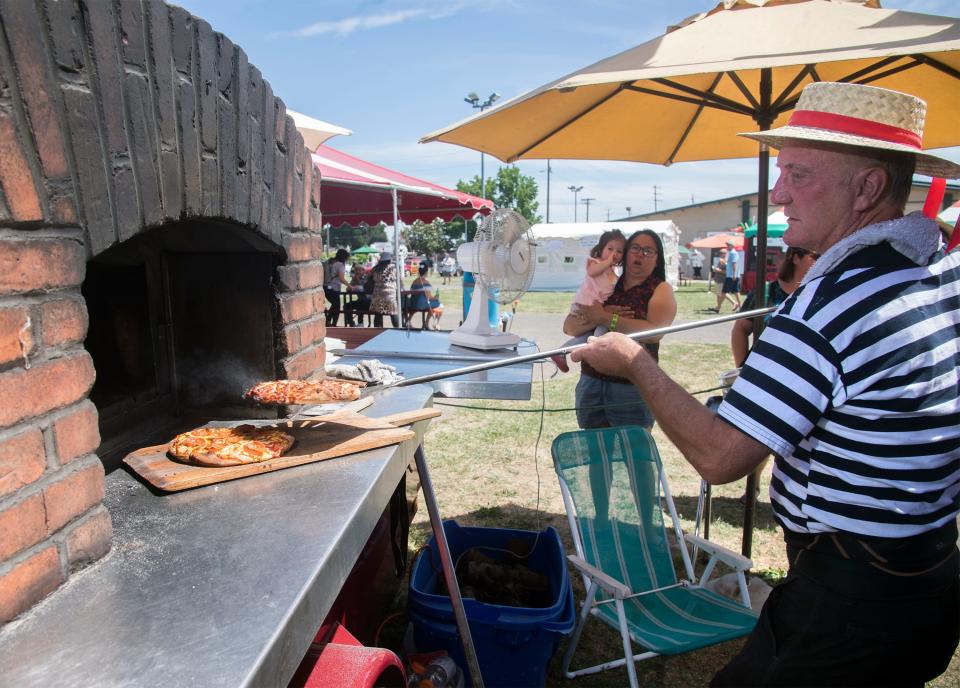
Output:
[625,349,768,484]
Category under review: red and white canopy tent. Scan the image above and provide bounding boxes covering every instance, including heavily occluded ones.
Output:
[311,144,493,227]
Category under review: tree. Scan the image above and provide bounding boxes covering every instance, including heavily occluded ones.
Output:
[403,219,448,257]
[456,165,542,225]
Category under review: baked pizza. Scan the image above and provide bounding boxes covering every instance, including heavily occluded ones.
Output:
[168,424,296,467]
[244,379,362,405]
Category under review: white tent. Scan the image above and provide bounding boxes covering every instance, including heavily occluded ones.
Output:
[529,221,681,292]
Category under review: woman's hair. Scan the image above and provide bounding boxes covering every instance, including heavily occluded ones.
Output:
[334,248,350,263]
[590,229,626,259]
[778,247,801,283]
[615,229,666,291]
[418,263,429,277]
[374,257,391,274]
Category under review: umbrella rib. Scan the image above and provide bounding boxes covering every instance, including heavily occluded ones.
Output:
[651,78,756,117]
[771,65,817,112]
[725,71,760,112]
[853,58,927,86]
[514,84,629,160]
[911,54,960,82]
[623,84,751,118]
[666,73,724,165]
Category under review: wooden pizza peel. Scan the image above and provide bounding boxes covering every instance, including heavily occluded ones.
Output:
[123,408,440,492]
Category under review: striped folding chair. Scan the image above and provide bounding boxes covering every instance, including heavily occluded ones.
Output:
[551,426,757,688]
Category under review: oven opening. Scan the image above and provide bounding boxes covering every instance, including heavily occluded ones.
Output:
[84,221,283,472]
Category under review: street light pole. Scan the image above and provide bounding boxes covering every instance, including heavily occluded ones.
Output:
[582,197,595,223]
[464,92,500,199]
[568,185,583,222]
[542,160,552,223]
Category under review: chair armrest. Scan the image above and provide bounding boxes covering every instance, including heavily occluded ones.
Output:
[684,534,753,570]
[567,555,631,599]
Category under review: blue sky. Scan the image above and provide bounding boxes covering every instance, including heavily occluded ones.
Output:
[175,0,960,224]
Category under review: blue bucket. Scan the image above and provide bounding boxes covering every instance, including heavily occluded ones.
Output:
[408,521,574,687]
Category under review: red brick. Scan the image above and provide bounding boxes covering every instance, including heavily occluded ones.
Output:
[42,459,104,533]
[0,353,95,429]
[279,292,314,323]
[300,263,322,289]
[0,493,47,560]
[0,546,63,623]
[52,401,100,464]
[300,318,325,347]
[0,238,85,294]
[40,298,87,347]
[0,113,42,222]
[276,264,299,292]
[282,233,323,263]
[0,306,32,366]
[280,323,300,355]
[65,506,111,571]
[282,345,325,381]
[0,427,45,498]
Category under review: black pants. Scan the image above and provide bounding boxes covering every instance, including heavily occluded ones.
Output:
[324,287,341,326]
[372,313,398,328]
[713,539,960,687]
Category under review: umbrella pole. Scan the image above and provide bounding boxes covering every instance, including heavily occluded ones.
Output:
[742,67,774,561]
[392,187,402,321]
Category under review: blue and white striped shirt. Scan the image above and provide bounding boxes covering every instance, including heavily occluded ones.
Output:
[719,239,960,538]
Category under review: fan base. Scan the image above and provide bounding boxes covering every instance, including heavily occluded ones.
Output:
[449,329,521,351]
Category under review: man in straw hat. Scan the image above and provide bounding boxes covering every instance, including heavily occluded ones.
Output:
[573,81,960,685]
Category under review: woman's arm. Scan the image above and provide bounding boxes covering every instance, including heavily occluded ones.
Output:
[730,318,751,367]
[612,282,677,338]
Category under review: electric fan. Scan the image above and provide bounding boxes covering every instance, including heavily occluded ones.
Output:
[450,209,536,350]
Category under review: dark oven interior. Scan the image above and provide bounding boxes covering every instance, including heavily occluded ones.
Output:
[83,222,283,472]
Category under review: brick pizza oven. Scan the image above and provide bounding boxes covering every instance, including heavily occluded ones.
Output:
[0,0,328,623]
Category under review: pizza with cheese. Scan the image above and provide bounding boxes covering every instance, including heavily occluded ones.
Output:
[168,424,296,467]
[244,379,362,405]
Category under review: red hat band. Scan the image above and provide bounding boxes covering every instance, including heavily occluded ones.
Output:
[787,110,923,150]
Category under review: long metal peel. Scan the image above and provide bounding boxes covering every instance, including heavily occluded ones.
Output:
[333,307,776,390]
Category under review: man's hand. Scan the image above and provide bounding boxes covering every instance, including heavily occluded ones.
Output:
[569,332,648,380]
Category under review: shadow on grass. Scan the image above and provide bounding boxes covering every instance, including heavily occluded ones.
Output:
[672,494,779,532]
[405,503,750,687]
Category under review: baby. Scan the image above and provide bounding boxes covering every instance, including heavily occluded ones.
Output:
[552,230,625,372]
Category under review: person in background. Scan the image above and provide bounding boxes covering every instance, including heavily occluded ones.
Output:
[720,239,742,311]
[369,250,399,328]
[552,229,626,372]
[572,81,960,686]
[690,248,704,279]
[562,229,676,430]
[323,248,351,327]
[709,248,728,309]
[409,263,442,330]
[343,263,372,327]
[730,246,819,367]
[440,254,456,285]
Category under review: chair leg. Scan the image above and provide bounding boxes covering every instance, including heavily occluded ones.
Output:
[562,580,598,679]
[616,598,640,688]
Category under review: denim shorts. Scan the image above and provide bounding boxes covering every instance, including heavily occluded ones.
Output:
[575,373,654,429]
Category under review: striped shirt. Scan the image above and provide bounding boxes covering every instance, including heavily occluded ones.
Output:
[719,240,960,538]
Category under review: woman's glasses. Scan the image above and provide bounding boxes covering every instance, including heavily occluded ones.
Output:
[628,245,658,257]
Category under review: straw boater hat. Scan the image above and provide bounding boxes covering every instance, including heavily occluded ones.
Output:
[740,82,960,179]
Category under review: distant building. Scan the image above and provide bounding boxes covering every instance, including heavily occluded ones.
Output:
[615,180,959,247]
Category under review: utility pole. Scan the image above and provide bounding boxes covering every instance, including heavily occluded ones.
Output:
[541,160,553,223]
[568,185,583,222]
[606,208,610,221]
[625,206,632,217]
[464,92,501,199]
[653,185,662,212]
[582,197,595,223]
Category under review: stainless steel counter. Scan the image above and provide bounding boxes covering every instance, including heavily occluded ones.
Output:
[341,329,535,400]
[0,385,435,688]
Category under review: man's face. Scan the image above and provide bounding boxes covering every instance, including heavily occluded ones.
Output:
[771,143,863,253]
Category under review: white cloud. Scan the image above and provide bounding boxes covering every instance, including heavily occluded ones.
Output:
[277,1,474,39]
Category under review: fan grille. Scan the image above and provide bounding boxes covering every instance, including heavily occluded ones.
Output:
[474,209,536,304]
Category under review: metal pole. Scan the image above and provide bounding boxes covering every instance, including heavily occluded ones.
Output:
[389,307,775,389]
[742,67,774,561]
[480,152,485,200]
[392,188,401,322]
[414,445,485,688]
[545,160,551,223]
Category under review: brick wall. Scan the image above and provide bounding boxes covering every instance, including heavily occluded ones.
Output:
[0,0,326,624]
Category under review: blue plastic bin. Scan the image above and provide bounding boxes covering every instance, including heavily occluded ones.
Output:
[408,520,574,688]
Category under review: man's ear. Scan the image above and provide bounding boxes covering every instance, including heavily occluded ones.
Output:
[852,166,889,212]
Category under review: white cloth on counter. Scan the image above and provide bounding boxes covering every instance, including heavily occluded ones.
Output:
[326,359,403,386]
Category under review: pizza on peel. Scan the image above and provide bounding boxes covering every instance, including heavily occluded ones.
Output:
[168,424,296,467]
[243,378,363,405]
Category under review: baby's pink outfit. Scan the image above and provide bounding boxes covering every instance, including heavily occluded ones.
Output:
[572,264,618,308]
